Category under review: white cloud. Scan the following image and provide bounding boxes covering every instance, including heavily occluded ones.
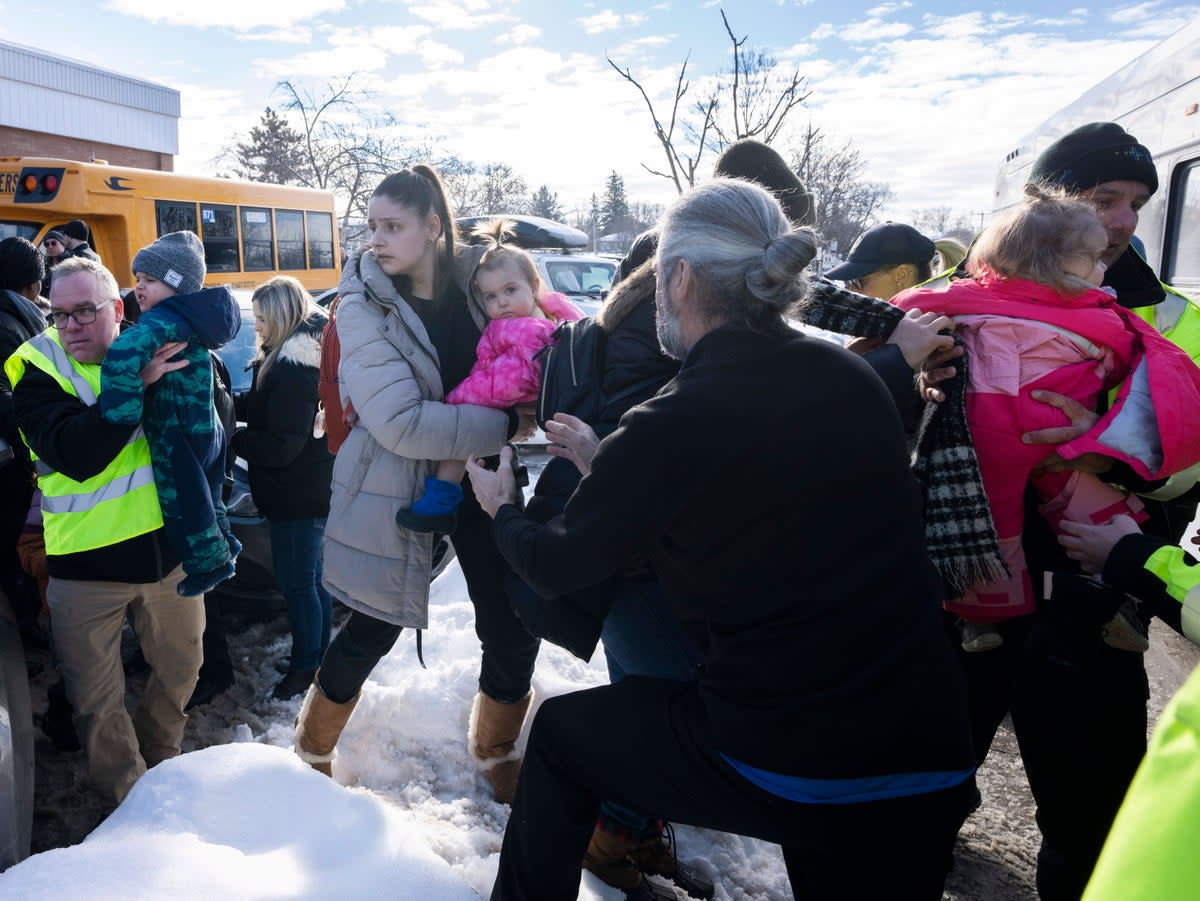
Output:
[496,24,542,45]
[841,18,913,42]
[610,34,676,57]
[1109,2,1163,24]
[105,0,344,29]
[406,0,513,30]
[234,26,314,44]
[811,23,835,40]
[417,40,465,68]
[253,25,432,78]
[866,1,912,15]
[578,10,647,34]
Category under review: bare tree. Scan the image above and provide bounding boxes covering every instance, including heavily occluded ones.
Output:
[791,123,894,255]
[912,206,976,244]
[446,162,529,217]
[700,11,810,149]
[609,9,808,193]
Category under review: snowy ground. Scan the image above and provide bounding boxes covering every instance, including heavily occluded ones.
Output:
[3,450,1198,900]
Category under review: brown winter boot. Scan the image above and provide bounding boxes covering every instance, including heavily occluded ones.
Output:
[582,823,643,891]
[293,675,360,778]
[468,691,532,803]
[629,826,716,900]
[582,824,680,900]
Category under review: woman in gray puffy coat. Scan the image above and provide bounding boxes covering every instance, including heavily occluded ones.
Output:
[292,165,538,802]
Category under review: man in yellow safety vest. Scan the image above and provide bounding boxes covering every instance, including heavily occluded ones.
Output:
[5,256,204,803]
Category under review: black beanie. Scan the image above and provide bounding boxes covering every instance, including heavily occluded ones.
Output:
[714,139,816,227]
[1028,122,1158,195]
[0,236,46,292]
[62,219,91,242]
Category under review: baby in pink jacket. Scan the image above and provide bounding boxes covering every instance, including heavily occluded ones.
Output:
[894,185,1200,653]
[396,220,582,532]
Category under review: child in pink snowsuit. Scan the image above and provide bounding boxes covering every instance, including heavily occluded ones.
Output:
[893,185,1200,652]
[395,219,583,532]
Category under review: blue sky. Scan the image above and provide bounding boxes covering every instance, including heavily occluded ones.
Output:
[4,0,1198,227]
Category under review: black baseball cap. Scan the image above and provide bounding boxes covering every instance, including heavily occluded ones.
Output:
[824,222,935,282]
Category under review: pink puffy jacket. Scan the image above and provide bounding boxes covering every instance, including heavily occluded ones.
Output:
[444,291,584,408]
[894,275,1200,620]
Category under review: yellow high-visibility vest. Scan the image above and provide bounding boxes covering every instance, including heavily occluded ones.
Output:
[5,329,162,555]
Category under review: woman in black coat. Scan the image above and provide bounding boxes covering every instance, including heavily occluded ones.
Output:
[233,276,335,699]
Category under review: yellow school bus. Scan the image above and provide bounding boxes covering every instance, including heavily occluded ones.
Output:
[0,157,341,292]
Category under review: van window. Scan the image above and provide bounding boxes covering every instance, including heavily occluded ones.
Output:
[0,221,40,241]
[1166,160,1200,288]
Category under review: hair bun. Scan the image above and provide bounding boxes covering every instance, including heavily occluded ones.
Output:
[747,227,818,311]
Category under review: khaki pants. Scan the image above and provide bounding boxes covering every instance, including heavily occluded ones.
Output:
[47,567,204,802]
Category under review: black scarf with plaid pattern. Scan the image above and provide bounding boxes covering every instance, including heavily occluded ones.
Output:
[798,278,1008,595]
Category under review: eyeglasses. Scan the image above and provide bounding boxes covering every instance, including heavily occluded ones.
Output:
[48,298,115,328]
[44,239,62,247]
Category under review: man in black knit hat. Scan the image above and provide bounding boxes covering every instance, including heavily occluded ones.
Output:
[947,122,1200,901]
[60,220,101,263]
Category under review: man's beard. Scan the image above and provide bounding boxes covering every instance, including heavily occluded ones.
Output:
[655,280,686,360]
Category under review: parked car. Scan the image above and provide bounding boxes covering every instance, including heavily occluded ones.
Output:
[212,292,454,610]
[0,597,33,871]
[456,214,618,316]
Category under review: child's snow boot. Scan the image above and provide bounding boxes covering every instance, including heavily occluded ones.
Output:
[177,559,236,597]
[395,476,463,533]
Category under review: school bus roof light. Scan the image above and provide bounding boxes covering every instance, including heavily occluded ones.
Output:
[14,166,65,204]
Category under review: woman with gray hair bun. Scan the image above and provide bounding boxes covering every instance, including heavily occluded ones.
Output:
[468,178,977,901]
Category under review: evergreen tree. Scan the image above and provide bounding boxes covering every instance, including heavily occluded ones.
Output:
[528,184,564,221]
[231,108,307,185]
[599,171,630,235]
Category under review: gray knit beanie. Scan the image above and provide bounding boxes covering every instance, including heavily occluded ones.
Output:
[132,231,206,295]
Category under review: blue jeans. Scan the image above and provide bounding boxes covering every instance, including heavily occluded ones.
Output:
[600,579,701,684]
[269,517,333,672]
[598,578,702,834]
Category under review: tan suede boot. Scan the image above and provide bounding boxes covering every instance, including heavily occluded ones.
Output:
[582,823,643,891]
[468,691,532,803]
[293,675,360,778]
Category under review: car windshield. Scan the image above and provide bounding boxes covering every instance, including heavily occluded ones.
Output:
[215,298,258,393]
[543,260,616,297]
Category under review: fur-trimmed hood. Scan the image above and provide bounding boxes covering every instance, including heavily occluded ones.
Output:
[598,258,656,332]
[275,313,327,369]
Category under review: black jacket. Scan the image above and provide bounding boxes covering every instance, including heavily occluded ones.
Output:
[231,315,333,519]
[494,323,973,780]
[12,366,178,582]
[1,290,48,584]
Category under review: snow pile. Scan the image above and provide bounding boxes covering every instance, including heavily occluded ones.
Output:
[0,557,789,900]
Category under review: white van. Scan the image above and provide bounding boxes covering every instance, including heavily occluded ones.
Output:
[992,18,1200,296]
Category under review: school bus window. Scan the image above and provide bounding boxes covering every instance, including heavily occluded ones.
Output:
[201,203,239,273]
[1,221,41,241]
[306,211,335,269]
[1166,161,1200,285]
[277,209,306,270]
[241,207,274,272]
[155,200,196,237]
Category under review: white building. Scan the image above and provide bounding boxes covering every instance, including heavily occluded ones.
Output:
[0,40,179,170]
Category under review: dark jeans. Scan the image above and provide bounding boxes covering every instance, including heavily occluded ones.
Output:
[598,578,702,833]
[491,677,972,901]
[949,577,1149,901]
[600,578,702,683]
[270,517,333,672]
[319,487,540,705]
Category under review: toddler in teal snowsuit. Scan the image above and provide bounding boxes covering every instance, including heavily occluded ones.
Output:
[99,231,242,596]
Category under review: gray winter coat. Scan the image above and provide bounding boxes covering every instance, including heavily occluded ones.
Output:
[322,246,509,626]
